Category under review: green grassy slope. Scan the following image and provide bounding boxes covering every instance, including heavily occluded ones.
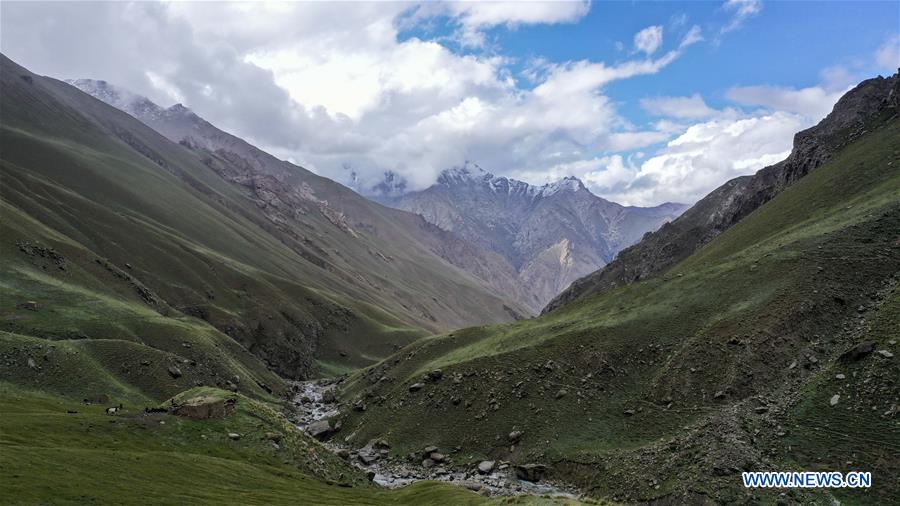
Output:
[1,386,558,505]
[334,114,900,503]
[0,53,525,383]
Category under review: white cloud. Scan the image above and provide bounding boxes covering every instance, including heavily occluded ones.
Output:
[634,25,663,55]
[641,94,724,119]
[726,84,846,120]
[875,34,899,71]
[584,112,808,206]
[721,0,762,34]
[680,25,704,48]
[415,1,590,49]
[437,1,591,29]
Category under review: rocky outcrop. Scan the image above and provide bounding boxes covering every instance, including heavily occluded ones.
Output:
[171,394,236,420]
[546,71,900,313]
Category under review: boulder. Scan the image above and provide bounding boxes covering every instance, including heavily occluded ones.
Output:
[876,349,894,358]
[508,431,523,443]
[167,365,183,378]
[306,420,333,439]
[409,383,425,392]
[321,390,337,403]
[477,460,496,474]
[358,452,379,465]
[839,341,875,362]
[429,452,446,463]
[830,394,840,406]
[265,432,283,443]
[555,389,568,399]
[228,432,241,440]
[172,395,236,420]
[515,463,549,482]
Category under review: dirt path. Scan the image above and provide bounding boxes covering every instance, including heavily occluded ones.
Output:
[290,380,582,499]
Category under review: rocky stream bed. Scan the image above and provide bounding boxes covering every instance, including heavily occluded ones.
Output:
[289,380,582,499]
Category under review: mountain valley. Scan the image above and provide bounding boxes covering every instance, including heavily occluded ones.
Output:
[1,49,898,506]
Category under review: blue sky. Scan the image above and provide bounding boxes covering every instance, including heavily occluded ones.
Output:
[2,1,898,205]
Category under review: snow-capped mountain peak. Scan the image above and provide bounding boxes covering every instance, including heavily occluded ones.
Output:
[436,163,587,199]
[67,78,164,119]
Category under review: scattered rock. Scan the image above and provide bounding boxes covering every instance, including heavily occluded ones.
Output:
[358,452,379,465]
[321,390,337,403]
[830,394,840,406]
[477,460,496,474]
[714,390,725,399]
[623,409,636,416]
[876,349,894,358]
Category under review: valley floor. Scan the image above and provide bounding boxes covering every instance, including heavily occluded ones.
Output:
[0,385,589,505]
[290,380,584,499]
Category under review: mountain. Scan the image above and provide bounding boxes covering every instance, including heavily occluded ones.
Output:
[68,78,532,324]
[1,57,528,505]
[382,163,688,311]
[546,72,900,313]
[332,73,900,504]
[2,55,532,388]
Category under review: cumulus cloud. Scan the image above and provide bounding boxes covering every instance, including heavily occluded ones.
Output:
[579,112,808,206]
[634,25,663,55]
[1,0,703,196]
[726,84,846,120]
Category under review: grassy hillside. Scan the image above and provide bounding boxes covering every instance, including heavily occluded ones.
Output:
[0,53,528,384]
[2,385,580,505]
[334,114,900,503]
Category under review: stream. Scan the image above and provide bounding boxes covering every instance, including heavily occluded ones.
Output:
[290,380,582,499]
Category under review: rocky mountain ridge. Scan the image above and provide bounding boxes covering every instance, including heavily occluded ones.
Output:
[546,70,900,312]
[383,162,687,311]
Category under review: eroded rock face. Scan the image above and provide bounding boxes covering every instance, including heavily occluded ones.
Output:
[546,71,900,313]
